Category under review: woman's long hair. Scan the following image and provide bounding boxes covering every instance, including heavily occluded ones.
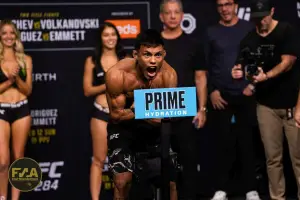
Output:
[91,21,126,67]
[0,19,26,69]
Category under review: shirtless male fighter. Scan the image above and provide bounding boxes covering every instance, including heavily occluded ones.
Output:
[105,28,178,200]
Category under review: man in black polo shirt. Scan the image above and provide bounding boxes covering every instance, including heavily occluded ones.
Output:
[232,0,300,199]
[159,0,207,199]
[204,0,260,199]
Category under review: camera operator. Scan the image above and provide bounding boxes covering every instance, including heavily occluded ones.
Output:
[232,0,300,199]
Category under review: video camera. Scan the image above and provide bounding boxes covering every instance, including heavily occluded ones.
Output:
[238,45,274,78]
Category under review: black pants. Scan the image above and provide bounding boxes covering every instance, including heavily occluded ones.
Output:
[207,92,257,194]
[171,117,198,200]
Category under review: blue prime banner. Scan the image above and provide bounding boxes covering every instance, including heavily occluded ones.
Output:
[134,87,197,119]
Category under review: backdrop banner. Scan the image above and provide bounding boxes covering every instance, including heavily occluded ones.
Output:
[0,2,150,200]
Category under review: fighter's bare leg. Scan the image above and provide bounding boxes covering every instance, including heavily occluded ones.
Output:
[113,172,132,200]
[170,181,178,200]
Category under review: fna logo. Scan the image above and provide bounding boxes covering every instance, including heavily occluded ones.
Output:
[8,157,42,192]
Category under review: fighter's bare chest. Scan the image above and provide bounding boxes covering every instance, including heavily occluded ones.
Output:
[123,78,164,98]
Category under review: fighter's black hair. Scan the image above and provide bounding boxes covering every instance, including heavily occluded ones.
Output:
[134,29,164,50]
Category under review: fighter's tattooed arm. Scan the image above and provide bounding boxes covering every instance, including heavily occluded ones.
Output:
[106,68,134,122]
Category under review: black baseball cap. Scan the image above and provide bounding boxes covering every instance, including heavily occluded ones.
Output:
[250,0,272,18]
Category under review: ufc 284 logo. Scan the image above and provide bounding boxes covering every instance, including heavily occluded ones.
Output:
[34,161,64,192]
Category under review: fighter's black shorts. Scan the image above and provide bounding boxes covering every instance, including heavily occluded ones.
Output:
[107,120,177,181]
[0,99,30,124]
[91,102,109,122]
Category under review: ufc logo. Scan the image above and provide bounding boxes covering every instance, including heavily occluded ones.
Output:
[39,161,64,178]
[110,133,119,140]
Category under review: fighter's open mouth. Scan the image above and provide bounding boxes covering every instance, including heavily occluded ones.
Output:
[146,66,157,73]
[146,67,157,78]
